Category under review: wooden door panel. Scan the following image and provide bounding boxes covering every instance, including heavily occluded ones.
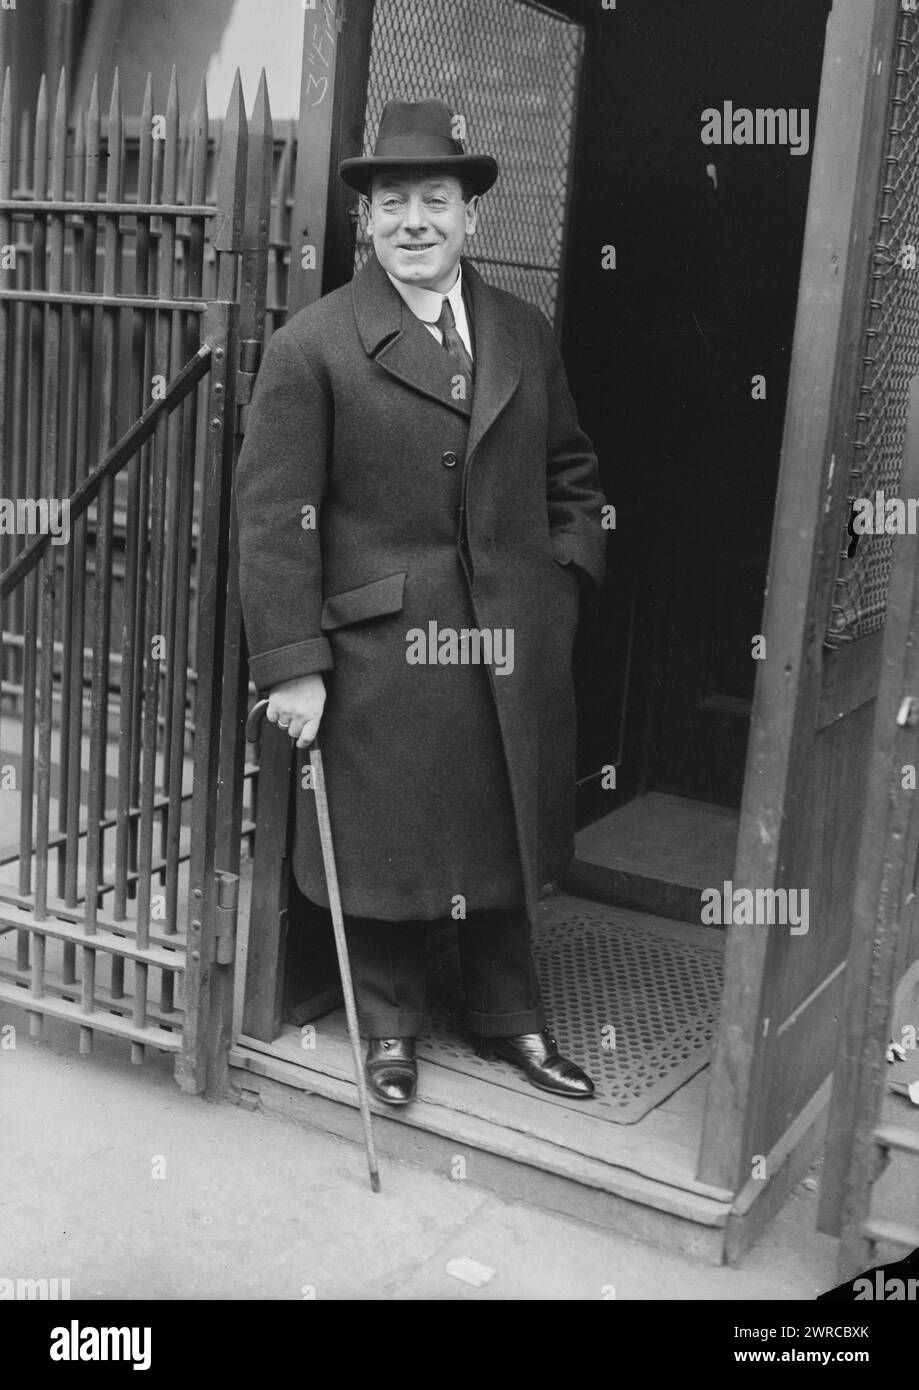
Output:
[699,0,904,1191]
[819,380,919,1244]
[749,705,876,1150]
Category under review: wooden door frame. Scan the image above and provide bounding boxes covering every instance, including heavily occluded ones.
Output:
[698,0,901,1193]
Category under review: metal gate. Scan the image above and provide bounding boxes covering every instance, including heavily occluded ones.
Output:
[0,64,274,1093]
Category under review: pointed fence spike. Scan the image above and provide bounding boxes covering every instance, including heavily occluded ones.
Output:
[85,73,101,201]
[106,67,123,199]
[211,70,248,255]
[253,69,271,128]
[191,73,209,204]
[160,63,180,200]
[166,63,179,126]
[51,66,68,198]
[141,72,153,129]
[17,108,31,201]
[240,69,273,337]
[0,69,12,200]
[108,67,122,126]
[33,74,49,199]
[137,74,155,203]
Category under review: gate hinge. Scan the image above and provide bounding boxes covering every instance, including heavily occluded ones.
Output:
[235,338,263,436]
[213,870,239,965]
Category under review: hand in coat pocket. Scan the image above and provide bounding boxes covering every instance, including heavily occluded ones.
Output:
[552,556,582,596]
[267,673,326,748]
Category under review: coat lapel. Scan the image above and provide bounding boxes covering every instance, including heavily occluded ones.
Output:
[352,254,472,419]
[460,257,522,462]
[351,254,523,449]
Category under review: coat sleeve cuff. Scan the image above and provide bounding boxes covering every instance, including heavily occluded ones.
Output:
[249,638,333,691]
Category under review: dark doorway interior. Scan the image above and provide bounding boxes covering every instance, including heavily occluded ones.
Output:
[563,0,832,833]
[277,0,835,1022]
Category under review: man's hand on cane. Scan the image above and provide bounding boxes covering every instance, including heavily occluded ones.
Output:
[267,673,326,748]
[251,674,381,1191]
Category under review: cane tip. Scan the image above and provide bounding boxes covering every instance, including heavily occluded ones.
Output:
[370,1171,381,1194]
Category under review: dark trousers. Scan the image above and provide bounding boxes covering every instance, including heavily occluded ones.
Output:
[344,907,546,1040]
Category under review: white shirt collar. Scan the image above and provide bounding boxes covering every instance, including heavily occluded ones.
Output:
[385,263,464,326]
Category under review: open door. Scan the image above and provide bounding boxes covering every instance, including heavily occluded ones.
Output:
[816,376,919,1265]
[699,0,918,1195]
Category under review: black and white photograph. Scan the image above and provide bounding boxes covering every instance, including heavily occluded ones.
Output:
[1,0,918,1342]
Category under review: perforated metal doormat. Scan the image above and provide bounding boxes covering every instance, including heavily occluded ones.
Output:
[422,908,724,1124]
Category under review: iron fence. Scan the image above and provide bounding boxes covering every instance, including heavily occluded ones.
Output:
[0,63,269,1085]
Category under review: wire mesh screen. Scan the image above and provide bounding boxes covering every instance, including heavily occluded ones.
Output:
[353,0,584,325]
[829,10,919,643]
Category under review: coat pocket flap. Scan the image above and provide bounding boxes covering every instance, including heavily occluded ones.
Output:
[320,571,407,632]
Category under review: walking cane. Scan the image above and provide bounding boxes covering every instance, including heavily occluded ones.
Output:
[246,698,382,1193]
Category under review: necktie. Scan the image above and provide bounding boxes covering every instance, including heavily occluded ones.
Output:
[436,297,474,382]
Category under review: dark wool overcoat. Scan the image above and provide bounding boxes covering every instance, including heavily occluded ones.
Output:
[235,253,607,923]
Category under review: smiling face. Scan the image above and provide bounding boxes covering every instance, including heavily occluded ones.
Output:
[367,171,479,293]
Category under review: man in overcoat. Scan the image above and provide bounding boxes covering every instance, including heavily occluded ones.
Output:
[235,98,607,1105]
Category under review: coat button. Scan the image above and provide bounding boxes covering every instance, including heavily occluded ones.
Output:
[442,450,458,468]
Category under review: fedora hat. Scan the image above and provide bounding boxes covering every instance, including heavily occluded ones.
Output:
[339,97,498,196]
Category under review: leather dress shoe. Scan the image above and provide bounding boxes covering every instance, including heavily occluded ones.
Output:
[365,1037,417,1105]
[478,1029,595,1099]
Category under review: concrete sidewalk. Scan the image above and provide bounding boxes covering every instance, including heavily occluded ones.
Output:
[0,997,860,1302]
